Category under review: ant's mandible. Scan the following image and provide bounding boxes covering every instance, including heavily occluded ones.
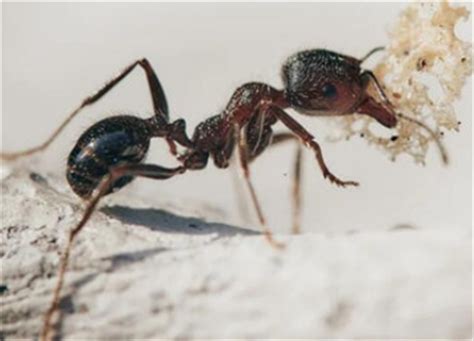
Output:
[1,47,446,341]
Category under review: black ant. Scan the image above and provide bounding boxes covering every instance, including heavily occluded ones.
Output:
[1,47,447,341]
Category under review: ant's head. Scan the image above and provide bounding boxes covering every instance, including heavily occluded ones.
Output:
[282,49,362,114]
[281,49,397,128]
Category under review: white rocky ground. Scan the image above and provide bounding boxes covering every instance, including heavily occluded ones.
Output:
[0,167,471,339]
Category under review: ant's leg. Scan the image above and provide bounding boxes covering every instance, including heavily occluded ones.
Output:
[41,163,184,341]
[251,132,304,234]
[271,134,304,234]
[291,144,303,234]
[269,107,359,187]
[233,131,293,228]
[360,71,448,164]
[268,132,295,147]
[2,58,169,161]
[233,124,285,249]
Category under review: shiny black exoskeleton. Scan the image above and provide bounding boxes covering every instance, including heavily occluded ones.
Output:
[66,116,152,198]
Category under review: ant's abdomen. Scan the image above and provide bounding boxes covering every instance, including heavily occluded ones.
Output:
[66,115,151,198]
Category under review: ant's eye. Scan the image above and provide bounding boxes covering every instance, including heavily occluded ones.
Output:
[321,83,337,99]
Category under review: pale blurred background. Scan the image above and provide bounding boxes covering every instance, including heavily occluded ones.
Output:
[2,3,472,234]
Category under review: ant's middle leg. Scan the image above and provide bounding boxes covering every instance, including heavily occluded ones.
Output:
[234,124,285,249]
[269,107,359,188]
[250,132,304,234]
[272,134,304,234]
[41,162,184,341]
[291,144,303,234]
[2,58,171,161]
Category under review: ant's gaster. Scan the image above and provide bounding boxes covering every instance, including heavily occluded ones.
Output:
[1,47,447,341]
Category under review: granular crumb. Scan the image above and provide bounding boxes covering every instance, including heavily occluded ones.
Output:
[330,1,472,164]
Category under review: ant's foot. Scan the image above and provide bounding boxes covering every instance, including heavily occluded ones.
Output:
[263,231,286,250]
[324,171,359,188]
[291,224,301,235]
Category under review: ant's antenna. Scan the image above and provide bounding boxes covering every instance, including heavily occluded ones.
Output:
[360,46,385,64]
[396,113,449,165]
[363,69,449,165]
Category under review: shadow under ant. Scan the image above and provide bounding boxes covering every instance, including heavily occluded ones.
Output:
[101,205,259,238]
[51,246,167,341]
[51,209,257,339]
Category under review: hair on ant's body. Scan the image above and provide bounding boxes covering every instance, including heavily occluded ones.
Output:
[1,47,447,341]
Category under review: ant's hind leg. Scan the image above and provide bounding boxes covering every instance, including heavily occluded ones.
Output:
[234,124,285,249]
[270,107,359,188]
[41,163,184,341]
[2,58,169,161]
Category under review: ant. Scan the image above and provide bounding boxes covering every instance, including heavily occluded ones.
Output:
[1,47,447,341]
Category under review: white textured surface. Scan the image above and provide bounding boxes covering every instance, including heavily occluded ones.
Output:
[1,168,471,339]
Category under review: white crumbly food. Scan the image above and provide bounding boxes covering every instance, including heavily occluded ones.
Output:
[331,1,472,164]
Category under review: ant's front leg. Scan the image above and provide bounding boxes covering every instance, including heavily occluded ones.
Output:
[269,106,359,188]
